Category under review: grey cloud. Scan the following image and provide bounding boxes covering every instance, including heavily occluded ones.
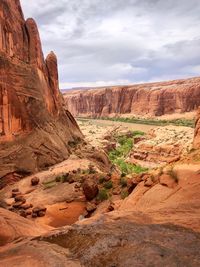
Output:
[20,0,200,88]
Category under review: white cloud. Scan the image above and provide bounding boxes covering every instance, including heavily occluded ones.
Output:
[20,0,200,88]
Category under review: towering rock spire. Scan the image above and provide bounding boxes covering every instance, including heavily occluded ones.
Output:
[0,0,83,178]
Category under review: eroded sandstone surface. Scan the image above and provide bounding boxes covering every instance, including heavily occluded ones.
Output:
[0,0,83,179]
[64,77,200,118]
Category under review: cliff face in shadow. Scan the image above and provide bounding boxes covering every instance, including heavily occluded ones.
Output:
[0,0,83,178]
[64,77,200,118]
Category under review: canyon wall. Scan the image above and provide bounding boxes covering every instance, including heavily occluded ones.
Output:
[0,0,82,178]
[64,77,200,118]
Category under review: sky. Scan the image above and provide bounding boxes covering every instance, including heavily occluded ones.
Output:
[20,0,200,89]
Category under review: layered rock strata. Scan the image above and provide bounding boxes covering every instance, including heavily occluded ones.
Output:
[63,77,200,117]
[0,0,82,178]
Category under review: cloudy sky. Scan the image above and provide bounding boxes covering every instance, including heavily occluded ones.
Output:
[20,0,200,89]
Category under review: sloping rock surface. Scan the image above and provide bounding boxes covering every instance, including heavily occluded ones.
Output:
[0,0,82,178]
[0,208,50,246]
[64,77,200,117]
[0,214,200,267]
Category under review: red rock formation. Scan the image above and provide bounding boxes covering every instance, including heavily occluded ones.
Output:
[194,107,200,148]
[63,77,200,117]
[0,0,82,178]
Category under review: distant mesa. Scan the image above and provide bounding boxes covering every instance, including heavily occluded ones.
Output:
[63,77,200,118]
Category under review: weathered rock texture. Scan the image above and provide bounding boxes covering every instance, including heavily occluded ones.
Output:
[64,77,200,117]
[1,212,200,266]
[194,107,200,148]
[0,0,82,178]
[0,208,50,246]
[129,126,194,167]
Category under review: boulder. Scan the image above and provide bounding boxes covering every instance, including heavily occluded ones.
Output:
[4,198,15,206]
[144,178,154,187]
[13,202,24,209]
[12,189,20,193]
[86,202,97,212]
[20,203,32,210]
[32,206,47,214]
[31,177,40,186]
[12,191,22,198]
[83,180,99,201]
[112,188,121,195]
[14,195,26,202]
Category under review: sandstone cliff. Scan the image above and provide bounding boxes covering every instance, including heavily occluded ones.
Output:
[63,77,200,118]
[0,0,82,178]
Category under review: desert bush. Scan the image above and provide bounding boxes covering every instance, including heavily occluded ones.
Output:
[97,188,109,201]
[120,177,127,187]
[167,168,179,183]
[43,179,57,190]
[104,180,113,189]
[121,190,129,199]
[99,176,105,184]
[114,159,148,175]
[109,136,133,161]
[131,130,145,137]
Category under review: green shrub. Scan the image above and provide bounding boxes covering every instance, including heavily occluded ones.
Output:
[43,178,56,185]
[97,189,109,201]
[132,165,148,174]
[104,180,113,189]
[121,190,129,199]
[108,137,133,162]
[99,176,105,184]
[43,181,57,190]
[131,130,145,137]
[113,159,148,175]
[167,168,178,183]
[120,177,127,187]
[55,176,62,182]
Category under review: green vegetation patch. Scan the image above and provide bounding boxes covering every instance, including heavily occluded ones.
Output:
[108,133,148,175]
[114,159,148,175]
[97,188,109,201]
[103,180,113,189]
[121,190,129,199]
[42,179,57,190]
[167,168,179,183]
[109,136,133,162]
[89,117,195,128]
[120,176,128,187]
